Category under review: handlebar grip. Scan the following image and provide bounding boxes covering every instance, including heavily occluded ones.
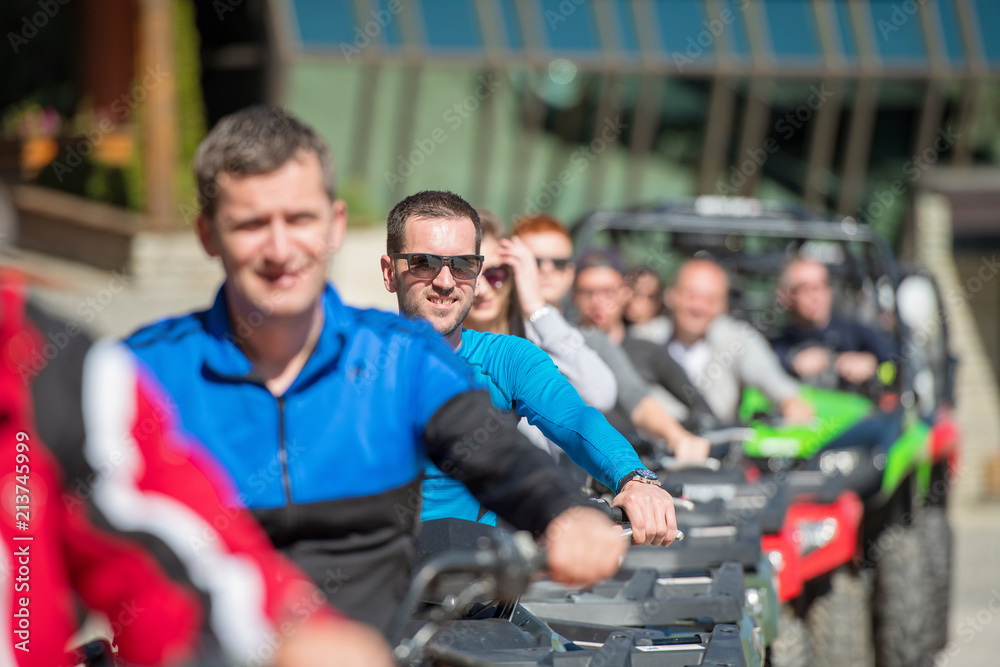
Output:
[661,482,684,497]
[609,506,627,523]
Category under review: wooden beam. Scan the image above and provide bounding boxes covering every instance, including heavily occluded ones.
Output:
[699,77,737,195]
[138,0,176,230]
[837,79,880,217]
[803,80,843,209]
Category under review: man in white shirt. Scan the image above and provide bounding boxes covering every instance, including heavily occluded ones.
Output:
[640,258,813,424]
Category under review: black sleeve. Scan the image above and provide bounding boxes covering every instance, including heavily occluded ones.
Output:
[855,321,897,364]
[623,338,719,429]
[767,330,798,375]
[423,390,592,537]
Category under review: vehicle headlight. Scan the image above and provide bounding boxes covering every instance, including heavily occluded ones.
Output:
[744,587,764,619]
[793,518,838,556]
[819,449,859,476]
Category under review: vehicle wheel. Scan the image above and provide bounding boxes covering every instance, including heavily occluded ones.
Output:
[873,523,935,667]
[806,568,874,667]
[767,604,813,667]
[919,505,953,652]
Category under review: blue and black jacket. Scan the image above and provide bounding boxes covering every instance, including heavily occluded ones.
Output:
[125,283,588,631]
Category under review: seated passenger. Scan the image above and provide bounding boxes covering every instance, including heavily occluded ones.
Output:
[631,258,813,425]
[381,191,677,546]
[624,267,670,342]
[571,251,719,435]
[771,257,896,388]
[510,222,710,459]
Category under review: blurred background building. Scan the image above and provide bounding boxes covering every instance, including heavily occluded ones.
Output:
[2,0,1000,501]
[3,3,1000,660]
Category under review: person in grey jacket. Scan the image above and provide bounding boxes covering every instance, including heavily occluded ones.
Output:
[512,217,710,460]
[632,258,813,424]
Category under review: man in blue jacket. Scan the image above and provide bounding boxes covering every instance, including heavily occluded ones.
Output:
[125,106,625,634]
[380,190,678,546]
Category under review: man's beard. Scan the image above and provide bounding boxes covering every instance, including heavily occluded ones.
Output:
[397,291,474,338]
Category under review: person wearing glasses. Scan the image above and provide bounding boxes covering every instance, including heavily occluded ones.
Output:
[125,106,628,636]
[381,191,678,546]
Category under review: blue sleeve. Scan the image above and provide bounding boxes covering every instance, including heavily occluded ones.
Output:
[493,337,641,490]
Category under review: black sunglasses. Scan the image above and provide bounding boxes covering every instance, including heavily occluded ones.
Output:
[482,265,511,289]
[391,253,484,281]
[535,257,573,271]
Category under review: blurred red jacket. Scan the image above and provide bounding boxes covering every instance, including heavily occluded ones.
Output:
[0,270,340,665]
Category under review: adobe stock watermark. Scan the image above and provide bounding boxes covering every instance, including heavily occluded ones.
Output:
[384,73,502,191]
[876,0,930,41]
[932,587,1000,666]
[522,115,628,215]
[671,0,751,71]
[855,126,960,226]
[717,85,835,195]
[49,65,171,182]
[543,0,586,30]
[7,0,70,54]
[339,0,413,63]
[213,0,248,21]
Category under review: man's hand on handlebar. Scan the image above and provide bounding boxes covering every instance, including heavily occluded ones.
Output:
[611,481,678,546]
[541,506,627,586]
[669,432,711,462]
[780,395,814,424]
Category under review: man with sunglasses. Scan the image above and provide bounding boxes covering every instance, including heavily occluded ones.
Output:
[125,106,627,636]
[382,191,678,546]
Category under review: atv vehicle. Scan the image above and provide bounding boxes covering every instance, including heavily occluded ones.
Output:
[570,197,960,667]
[396,518,748,666]
[634,436,864,667]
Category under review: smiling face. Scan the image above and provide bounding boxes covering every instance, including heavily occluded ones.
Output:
[466,234,513,331]
[197,151,345,322]
[670,261,728,343]
[518,231,575,304]
[382,215,479,344]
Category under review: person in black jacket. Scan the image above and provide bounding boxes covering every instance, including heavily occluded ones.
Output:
[770,257,896,388]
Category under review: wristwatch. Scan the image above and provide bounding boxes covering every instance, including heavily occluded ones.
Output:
[617,468,661,494]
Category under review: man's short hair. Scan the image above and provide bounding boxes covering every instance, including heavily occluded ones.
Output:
[575,248,625,279]
[386,190,482,255]
[194,105,336,220]
[778,256,829,290]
